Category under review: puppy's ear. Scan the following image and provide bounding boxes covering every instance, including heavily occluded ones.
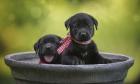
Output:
[34,42,39,53]
[65,18,71,30]
[88,15,98,30]
[58,37,62,42]
[56,36,62,43]
[93,18,98,30]
[57,37,62,46]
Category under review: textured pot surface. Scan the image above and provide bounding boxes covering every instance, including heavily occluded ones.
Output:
[5,52,134,84]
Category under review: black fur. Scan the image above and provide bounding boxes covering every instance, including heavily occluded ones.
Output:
[62,13,111,65]
[34,34,62,64]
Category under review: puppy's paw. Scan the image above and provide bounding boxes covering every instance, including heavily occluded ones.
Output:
[72,56,85,65]
[61,56,85,65]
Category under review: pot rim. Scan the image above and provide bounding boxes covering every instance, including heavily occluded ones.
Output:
[4,51,134,71]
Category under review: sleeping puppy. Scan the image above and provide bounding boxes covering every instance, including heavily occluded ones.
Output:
[61,13,112,65]
[34,34,62,64]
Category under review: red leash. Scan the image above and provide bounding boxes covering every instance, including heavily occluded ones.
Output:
[57,34,72,55]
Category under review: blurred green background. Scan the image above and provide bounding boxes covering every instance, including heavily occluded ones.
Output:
[0,0,140,84]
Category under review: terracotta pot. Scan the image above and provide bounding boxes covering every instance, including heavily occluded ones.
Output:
[5,52,134,84]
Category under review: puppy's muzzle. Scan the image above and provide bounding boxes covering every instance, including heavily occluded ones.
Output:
[78,31,90,41]
[43,43,56,55]
[79,32,88,38]
[45,43,52,49]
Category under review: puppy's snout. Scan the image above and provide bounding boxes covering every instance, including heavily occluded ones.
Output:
[79,32,88,37]
[45,43,52,49]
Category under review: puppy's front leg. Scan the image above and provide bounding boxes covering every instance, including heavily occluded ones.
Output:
[71,56,85,65]
[61,56,84,65]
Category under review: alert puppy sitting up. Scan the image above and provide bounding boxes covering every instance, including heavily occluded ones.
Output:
[60,13,112,65]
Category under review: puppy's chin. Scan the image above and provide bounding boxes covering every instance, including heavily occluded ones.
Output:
[75,36,91,42]
[44,55,54,62]
[79,38,90,42]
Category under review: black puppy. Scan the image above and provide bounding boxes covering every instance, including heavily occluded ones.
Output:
[34,34,62,64]
[61,13,111,65]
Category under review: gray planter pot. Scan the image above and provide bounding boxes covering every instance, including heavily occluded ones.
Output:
[5,52,134,84]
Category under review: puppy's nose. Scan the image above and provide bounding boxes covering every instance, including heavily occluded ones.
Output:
[80,32,87,37]
[45,43,52,49]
